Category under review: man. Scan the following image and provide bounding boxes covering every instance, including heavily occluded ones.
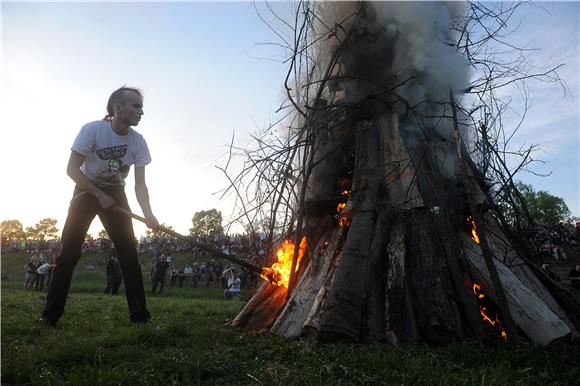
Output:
[151,254,169,294]
[41,86,159,326]
[104,253,123,295]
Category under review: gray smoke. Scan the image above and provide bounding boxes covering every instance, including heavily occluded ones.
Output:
[312,1,471,177]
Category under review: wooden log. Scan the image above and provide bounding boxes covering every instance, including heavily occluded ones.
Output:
[363,207,391,342]
[462,234,572,345]
[404,209,461,345]
[432,212,487,339]
[385,220,409,344]
[231,282,276,328]
[303,239,344,333]
[270,227,344,337]
[317,120,382,342]
[379,113,424,209]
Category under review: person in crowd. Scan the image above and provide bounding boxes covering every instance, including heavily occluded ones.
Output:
[224,271,241,300]
[203,264,212,288]
[169,266,177,287]
[36,258,54,292]
[151,254,169,294]
[192,263,201,288]
[184,264,193,288]
[177,267,185,288]
[24,255,38,289]
[569,264,580,290]
[41,86,159,327]
[104,255,123,295]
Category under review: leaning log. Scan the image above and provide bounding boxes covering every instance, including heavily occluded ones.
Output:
[317,120,384,342]
[462,234,572,345]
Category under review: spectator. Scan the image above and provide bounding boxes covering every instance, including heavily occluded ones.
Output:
[36,259,54,292]
[192,263,201,288]
[169,266,177,287]
[104,256,123,295]
[151,255,169,294]
[184,264,193,288]
[24,255,38,289]
[224,272,241,300]
[177,268,185,288]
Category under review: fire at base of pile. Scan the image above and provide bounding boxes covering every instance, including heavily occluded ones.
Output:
[233,204,578,345]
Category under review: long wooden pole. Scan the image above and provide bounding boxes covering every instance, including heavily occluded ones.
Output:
[115,207,263,275]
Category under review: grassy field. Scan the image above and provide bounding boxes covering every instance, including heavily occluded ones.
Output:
[2,250,580,385]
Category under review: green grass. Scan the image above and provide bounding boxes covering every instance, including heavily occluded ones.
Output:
[2,251,580,385]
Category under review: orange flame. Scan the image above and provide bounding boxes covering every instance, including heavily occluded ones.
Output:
[336,202,346,212]
[260,237,307,288]
[341,190,351,196]
[467,216,480,244]
[472,282,507,339]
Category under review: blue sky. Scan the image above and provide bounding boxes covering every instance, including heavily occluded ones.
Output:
[0,1,578,238]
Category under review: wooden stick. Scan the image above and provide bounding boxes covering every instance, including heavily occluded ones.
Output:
[115,207,263,275]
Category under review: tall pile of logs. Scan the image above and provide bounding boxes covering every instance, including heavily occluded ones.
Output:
[232,1,580,345]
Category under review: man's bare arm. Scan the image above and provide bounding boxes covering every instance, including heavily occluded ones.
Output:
[134,166,159,229]
[67,151,115,209]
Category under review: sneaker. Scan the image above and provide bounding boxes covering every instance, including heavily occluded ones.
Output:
[38,317,57,327]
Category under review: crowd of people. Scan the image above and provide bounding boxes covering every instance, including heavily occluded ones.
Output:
[527,221,580,288]
[527,221,579,261]
[23,253,55,292]
[11,231,267,300]
[13,220,580,294]
[148,250,256,299]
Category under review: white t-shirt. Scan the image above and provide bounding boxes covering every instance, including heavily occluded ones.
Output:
[72,120,151,186]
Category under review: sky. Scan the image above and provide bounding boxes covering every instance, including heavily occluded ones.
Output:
[0,1,578,239]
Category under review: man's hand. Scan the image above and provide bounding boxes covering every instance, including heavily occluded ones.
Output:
[145,214,159,230]
[97,193,116,210]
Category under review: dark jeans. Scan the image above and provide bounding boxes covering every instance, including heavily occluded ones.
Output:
[152,275,165,294]
[43,186,150,324]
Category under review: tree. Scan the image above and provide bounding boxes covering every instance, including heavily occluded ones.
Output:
[189,209,223,237]
[0,219,26,245]
[26,218,59,240]
[517,182,570,226]
[145,223,174,239]
[97,229,109,239]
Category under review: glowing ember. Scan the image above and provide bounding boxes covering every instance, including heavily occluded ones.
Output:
[472,283,507,339]
[467,216,480,244]
[336,202,346,212]
[260,237,307,288]
[341,190,352,196]
[339,216,350,227]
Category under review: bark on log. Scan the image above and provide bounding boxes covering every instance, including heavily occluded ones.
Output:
[405,209,461,345]
[380,113,424,209]
[317,121,383,342]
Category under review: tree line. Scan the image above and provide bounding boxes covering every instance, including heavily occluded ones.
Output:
[1,209,226,245]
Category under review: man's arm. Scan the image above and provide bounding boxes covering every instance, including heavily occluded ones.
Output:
[134,166,159,229]
[67,151,115,209]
